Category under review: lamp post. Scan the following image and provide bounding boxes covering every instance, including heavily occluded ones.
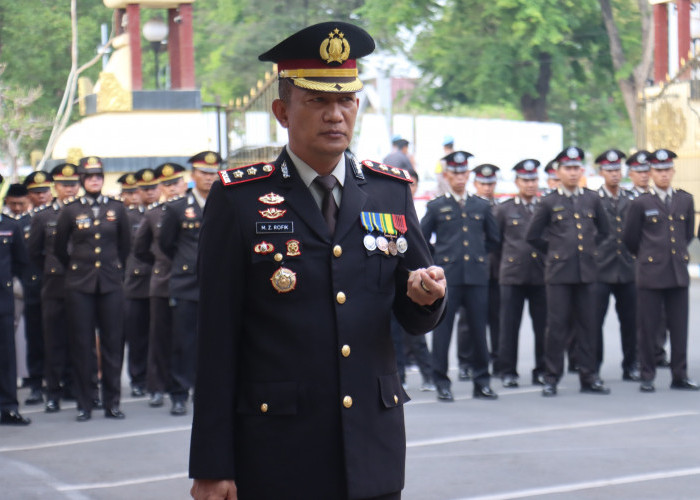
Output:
[142,17,169,89]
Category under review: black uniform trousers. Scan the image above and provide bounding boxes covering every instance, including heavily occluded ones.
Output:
[146,296,172,394]
[595,282,636,372]
[497,284,546,379]
[458,278,499,370]
[390,315,432,384]
[637,287,688,383]
[456,307,472,371]
[41,295,71,401]
[66,289,125,412]
[125,297,149,389]
[0,313,19,411]
[170,298,197,402]
[544,283,598,385]
[23,297,43,390]
[433,284,490,389]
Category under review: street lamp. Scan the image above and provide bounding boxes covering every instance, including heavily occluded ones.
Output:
[142,17,169,89]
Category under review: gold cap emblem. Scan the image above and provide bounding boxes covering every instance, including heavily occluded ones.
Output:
[163,165,174,177]
[126,174,137,185]
[320,28,350,64]
[63,165,75,176]
[205,152,217,164]
[88,157,99,165]
[142,170,154,182]
[35,172,46,183]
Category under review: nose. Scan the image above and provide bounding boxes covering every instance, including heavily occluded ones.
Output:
[324,102,343,122]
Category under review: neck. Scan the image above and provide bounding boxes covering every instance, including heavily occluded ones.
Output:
[194,187,209,200]
[85,191,100,200]
[289,146,342,177]
[520,194,534,203]
[605,184,619,196]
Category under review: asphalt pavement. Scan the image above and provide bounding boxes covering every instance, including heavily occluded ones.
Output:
[2,282,700,500]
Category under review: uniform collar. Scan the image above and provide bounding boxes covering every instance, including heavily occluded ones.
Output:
[558,186,582,197]
[286,145,346,189]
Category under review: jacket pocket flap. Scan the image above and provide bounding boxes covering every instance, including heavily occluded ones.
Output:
[378,373,411,408]
[236,381,298,415]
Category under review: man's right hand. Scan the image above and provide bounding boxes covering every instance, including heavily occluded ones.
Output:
[191,479,237,500]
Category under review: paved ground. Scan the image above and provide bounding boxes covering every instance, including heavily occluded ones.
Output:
[2,282,700,500]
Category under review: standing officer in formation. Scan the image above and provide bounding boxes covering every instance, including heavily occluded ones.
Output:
[119,170,155,398]
[27,164,80,413]
[0,172,31,425]
[593,149,639,382]
[627,150,671,368]
[623,149,698,393]
[543,160,561,194]
[134,163,187,409]
[160,152,220,416]
[495,159,547,388]
[422,151,499,402]
[526,146,610,397]
[189,21,446,500]
[54,156,131,421]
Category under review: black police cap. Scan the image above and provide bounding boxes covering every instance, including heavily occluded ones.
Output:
[136,168,159,187]
[6,183,28,198]
[188,151,223,173]
[626,150,651,172]
[155,162,186,183]
[259,21,375,93]
[117,172,140,192]
[650,148,677,169]
[78,156,104,175]
[50,163,80,183]
[594,149,626,170]
[23,171,53,191]
[472,164,500,184]
[554,146,585,167]
[513,159,540,180]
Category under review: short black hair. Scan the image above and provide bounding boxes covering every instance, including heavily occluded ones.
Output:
[278,78,293,102]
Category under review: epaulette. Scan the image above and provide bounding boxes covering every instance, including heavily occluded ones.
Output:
[219,162,275,186]
[32,204,50,214]
[147,201,162,210]
[108,195,122,202]
[64,196,78,205]
[361,160,413,183]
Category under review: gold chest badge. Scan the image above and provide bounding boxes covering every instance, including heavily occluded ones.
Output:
[270,267,297,293]
[259,207,287,219]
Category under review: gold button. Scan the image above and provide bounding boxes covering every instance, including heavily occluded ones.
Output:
[478,256,484,262]
[343,396,353,408]
[531,252,537,258]
[2,239,6,244]
[508,257,514,262]
[94,220,100,226]
[260,403,268,413]
[341,345,351,357]
[6,281,10,287]
[672,249,676,254]
[31,275,37,281]
[577,234,583,240]
[71,264,78,270]
[513,220,518,225]
[95,261,101,268]
[617,250,622,255]
[183,264,189,271]
[95,247,101,254]
[95,233,101,239]
[648,256,653,262]
[574,213,580,219]
[557,214,563,220]
[616,216,622,222]
[671,237,676,243]
[274,253,283,262]
[442,256,449,263]
[461,213,467,218]
[464,255,470,261]
[50,268,56,273]
[616,227,622,233]
[336,292,346,304]
[578,245,583,251]
[670,226,675,232]
[576,223,582,229]
[393,395,399,404]
[135,269,140,275]
[554,254,560,260]
[24,233,29,239]
[462,226,468,232]
[668,215,673,220]
[617,238,622,244]
[445,215,451,221]
[463,241,469,247]
[333,245,342,257]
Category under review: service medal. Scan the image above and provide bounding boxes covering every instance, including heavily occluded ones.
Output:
[363,234,377,251]
[259,207,287,219]
[286,239,301,256]
[270,267,297,293]
[258,192,285,205]
[388,239,398,256]
[396,236,408,254]
[376,235,389,253]
[254,241,275,255]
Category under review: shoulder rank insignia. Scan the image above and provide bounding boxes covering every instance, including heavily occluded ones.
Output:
[361,160,413,183]
[219,163,275,186]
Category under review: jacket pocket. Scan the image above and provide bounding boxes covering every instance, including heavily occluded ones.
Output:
[378,373,411,408]
[236,381,298,415]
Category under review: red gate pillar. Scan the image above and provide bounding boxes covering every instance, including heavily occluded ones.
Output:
[127,3,143,91]
[169,3,195,89]
[677,0,691,77]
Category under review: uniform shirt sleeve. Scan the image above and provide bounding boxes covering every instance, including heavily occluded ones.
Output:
[54,207,73,268]
[158,204,179,260]
[133,215,155,265]
[593,195,610,245]
[26,212,45,270]
[526,199,550,254]
[117,203,132,265]
[11,221,28,279]
[622,198,643,256]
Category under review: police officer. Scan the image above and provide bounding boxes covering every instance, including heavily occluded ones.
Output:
[593,150,639,381]
[189,22,445,500]
[134,163,186,408]
[119,170,154,398]
[623,149,698,392]
[543,159,561,195]
[159,152,219,416]
[3,184,30,217]
[0,173,31,425]
[54,156,131,421]
[627,150,670,368]
[526,146,610,396]
[495,159,546,388]
[19,172,52,405]
[383,135,413,171]
[27,164,80,412]
[422,151,500,402]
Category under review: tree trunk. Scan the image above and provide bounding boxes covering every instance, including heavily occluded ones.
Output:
[520,52,551,122]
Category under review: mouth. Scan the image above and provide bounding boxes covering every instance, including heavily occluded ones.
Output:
[322,130,346,139]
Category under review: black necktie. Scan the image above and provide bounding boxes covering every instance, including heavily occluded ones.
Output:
[665,195,671,209]
[314,175,339,233]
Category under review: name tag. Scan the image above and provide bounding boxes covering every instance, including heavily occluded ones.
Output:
[553,205,565,212]
[644,209,659,216]
[256,221,294,234]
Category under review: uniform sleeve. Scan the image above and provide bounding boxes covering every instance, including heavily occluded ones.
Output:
[189,181,241,480]
[526,200,550,254]
[420,203,436,257]
[27,213,45,270]
[593,196,610,245]
[484,205,500,253]
[393,186,446,336]
[494,204,506,252]
[686,195,695,245]
[133,215,155,265]
[623,198,643,256]
[54,207,73,268]
[159,205,178,260]
[117,204,131,265]
[11,222,28,279]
